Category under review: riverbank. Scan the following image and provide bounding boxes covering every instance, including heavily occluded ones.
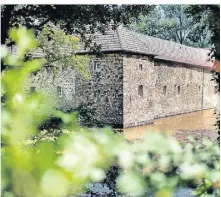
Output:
[123,109,217,141]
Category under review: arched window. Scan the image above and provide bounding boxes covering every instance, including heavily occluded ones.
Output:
[139,64,143,71]
[138,85,143,97]
[177,85,180,95]
[163,86,167,96]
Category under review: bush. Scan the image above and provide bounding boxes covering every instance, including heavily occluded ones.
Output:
[1,27,220,197]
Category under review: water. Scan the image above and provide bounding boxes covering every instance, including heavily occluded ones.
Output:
[123,109,217,141]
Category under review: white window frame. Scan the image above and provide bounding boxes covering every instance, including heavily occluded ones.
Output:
[92,60,101,72]
[57,86,63,98]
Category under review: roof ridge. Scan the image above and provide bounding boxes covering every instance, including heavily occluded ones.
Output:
[116,26,124,50]
[120,26,210,52]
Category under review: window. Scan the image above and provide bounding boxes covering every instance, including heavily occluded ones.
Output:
[214,86,218,94]
[46,67,51,74]
[92,60,101,71]
[105,97,109,103]
[57,86,63,98]
[30,86,36,93]
[139,64,143,71]
[199,85,201,91]
[177,85,180,95]
[163,86,167,96]
[138,85,143,97]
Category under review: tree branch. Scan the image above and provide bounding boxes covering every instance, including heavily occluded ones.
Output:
[36,17,52,28]
[32,130,50,146]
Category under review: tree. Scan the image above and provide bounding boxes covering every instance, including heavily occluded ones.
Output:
[1,5,155,45]
[130,5,212,48]
[185,5,220,144]
[2,27,220,197]
[185,5,220,61]
[1,5,155,71]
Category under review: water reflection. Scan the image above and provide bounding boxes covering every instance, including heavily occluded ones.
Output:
[123,109,216,140]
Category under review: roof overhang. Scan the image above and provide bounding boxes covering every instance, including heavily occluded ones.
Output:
[154,55,213,70]
[76,49,157,57]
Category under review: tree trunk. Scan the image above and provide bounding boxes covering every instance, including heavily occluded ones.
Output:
[1,5,15,44]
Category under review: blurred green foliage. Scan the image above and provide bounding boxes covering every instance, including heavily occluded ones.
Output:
[1,27,220,197]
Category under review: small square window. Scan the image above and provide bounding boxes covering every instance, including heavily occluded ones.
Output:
[46,67,51,74]
[30,86,36,93]
[57,86,63,98]
[92,60,101,71]
[139,64,143,71]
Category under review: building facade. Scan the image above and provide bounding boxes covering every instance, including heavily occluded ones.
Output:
[29,27,218,128]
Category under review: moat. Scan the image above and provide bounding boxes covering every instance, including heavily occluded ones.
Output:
[123,109,217,141]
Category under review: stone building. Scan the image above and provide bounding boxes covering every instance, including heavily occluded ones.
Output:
[29,26,218,128]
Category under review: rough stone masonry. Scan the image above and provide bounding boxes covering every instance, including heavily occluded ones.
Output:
[28,26,219,128]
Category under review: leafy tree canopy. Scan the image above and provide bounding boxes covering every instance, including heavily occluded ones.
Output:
[185,5,220,61]
[185,5,220,142]
[130,5,213,48]
[1,5,155,44]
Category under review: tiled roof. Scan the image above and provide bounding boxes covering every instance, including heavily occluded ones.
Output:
[78,26,156,56]
[10,26,213,69]
[80,26,213,68]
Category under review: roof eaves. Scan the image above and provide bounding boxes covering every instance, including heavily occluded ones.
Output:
[154,55,212,69]
[76,49,156,56]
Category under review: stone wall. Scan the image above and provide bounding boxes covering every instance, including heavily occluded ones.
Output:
[154,61,204,119]
[29,66,76,111]
[122,58,217,128]
[29,54,124,127]
[28,53,217,128]
[75,54,124,126]
[123,55,155,127]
